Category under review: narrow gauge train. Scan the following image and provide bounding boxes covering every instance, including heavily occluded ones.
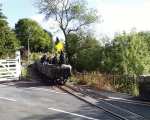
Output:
[139,75,150,100]
[36,61,72,85]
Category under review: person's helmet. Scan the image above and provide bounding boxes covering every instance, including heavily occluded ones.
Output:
[55,37,60,44]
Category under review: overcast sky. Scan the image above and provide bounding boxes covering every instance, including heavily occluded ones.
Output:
[1,0,150,39]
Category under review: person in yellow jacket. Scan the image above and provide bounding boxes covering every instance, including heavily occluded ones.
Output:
[54,37,64,54]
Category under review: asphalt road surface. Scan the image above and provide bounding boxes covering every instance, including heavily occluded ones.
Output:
[0,81,119,120]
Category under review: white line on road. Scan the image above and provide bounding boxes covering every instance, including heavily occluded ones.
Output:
[0,84,8,87]
[48,107,100,120]
[0,97,17,102]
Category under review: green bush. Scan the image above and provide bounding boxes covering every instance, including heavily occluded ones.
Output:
[30,53,41,61]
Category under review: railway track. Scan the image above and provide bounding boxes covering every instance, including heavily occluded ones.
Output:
[58,85,148,120]
[104,96,150,107]
[64,84,150,107]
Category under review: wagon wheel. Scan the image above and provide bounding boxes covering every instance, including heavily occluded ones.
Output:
[57,76,67,85]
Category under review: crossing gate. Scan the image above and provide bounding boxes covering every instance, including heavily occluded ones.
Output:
[0,51,21,81]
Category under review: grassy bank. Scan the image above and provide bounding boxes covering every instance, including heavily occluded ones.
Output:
[69,72,139,96]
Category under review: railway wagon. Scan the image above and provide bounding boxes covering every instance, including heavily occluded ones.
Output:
[139,75,150,100]
[36,61,72,85]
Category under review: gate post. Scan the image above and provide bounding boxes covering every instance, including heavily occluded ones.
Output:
[16,51,21,80]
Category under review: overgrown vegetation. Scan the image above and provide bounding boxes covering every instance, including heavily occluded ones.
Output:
[15,18,52,53]
[67,31,150,75]
[65,30,150,95]
[0,5,19,58]
[69,72,139,96]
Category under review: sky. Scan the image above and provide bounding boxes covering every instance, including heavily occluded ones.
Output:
[1,0,150,39]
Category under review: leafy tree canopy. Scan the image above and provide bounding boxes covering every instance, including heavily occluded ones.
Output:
[36,0,99,63]
[67,33,102,71]
[0,4,19,58]
[101,31,150,75]
[15,18,52,52]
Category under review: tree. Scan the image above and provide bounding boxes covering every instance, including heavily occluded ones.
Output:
[0,4,7,27]
[15,18,52,52]
[0,4,19,58]
[36,0,99,63]
[77,35,102,71]
[67,33,102,71]
[44,29,53,51]
[106,32,150,75]
[66,33,82,67]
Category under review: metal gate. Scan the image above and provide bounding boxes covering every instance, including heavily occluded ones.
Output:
[0,51,21,81]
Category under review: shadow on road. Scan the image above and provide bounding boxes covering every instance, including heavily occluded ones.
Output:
[0,79,58,88]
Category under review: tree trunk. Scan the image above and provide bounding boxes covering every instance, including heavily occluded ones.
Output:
[61,28,71,64]
[64,34,71,64]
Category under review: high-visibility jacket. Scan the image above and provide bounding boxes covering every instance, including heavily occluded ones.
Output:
[55,42,64,53]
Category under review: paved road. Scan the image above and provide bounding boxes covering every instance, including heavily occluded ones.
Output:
[0,81,119,120]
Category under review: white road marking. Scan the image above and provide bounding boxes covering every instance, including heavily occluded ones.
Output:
[48,107,100,120]
[0,97,17,102]
[0,84,8,87]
